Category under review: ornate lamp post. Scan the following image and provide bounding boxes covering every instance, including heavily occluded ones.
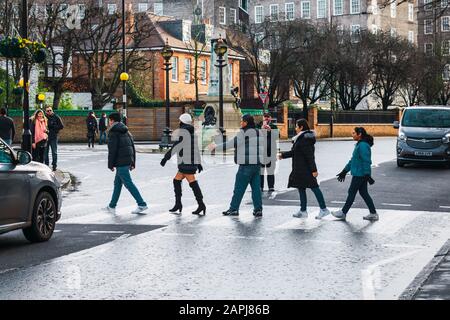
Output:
[214,36,228,154]
[159,39,173,149]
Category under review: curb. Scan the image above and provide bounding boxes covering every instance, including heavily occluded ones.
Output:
[399,239,450,300]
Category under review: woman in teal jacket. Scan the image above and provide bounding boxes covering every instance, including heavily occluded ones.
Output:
[332,127,378,221]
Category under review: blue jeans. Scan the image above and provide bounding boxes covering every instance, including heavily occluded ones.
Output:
[298,187,327,211]
[230,165,262,211]
[109,166,147,208]
[99,131,107,144]
[45,138,58,167]
[342,176,377,214]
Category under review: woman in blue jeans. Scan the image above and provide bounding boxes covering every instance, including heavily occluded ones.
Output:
[332,127,378,221]
[279,119,330,219]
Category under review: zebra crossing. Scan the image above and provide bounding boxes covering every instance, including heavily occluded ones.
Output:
[57,149,107,164]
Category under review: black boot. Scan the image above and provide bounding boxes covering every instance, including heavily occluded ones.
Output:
[189,181,206,215]
[169,179,183,214]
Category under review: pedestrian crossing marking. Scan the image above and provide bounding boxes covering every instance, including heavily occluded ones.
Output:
[357,210,420,235]
[271,217,322,231]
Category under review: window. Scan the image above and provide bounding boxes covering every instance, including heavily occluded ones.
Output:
[301,1,311,19]
[408,31,414,43]
[408,3,414,21]
[59,4,68,18]
[390,28,397,37]
[371,0,378,14]
[425,19,433,34]
[230,8,237,24]
[255,6,263,23]
[350,0,360,14]
[172,57,178,82]
[442,0,449,8]
[334,0,343,15]
[229,63,233,86]
[424,0,432,11]
[390,0,396,18]
[443,64,450,80]
[443,40,450,55]
[0,142,13,164]
[425,43,433,55]
[286,3,295,20]
[78,4,85,19]
[270,4,279,21]
[351,24,360,42]
[219,7,226,25]
[201,60,207,85]
[372,24,379,34]
[317,0,327,18]
[240,0,248,12]
[443,16,450,31]
[184,58,191,83]
[108,4,117,15]
[138,3,148,12]
[154,3,163,15]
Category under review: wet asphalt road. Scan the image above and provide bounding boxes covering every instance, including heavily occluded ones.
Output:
[0,138,449,299]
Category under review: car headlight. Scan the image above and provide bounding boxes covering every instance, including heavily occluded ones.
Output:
[443,133,450,144]
[398,132,407,141]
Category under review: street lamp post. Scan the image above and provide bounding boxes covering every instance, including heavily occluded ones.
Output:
[119,71,129,124]
[121,0,127,120]
[159,39,173,150]
[21,0,31,153]
[214,36,228,155]
[37,93,46,110]
[4,0,10,114]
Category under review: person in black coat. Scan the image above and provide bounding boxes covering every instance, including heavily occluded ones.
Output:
[279,119,330,219]
[98,112,108,145]
[86,112,98,148]
[160,113,206,215]
[102,112,148,215]
[44,107,64,171]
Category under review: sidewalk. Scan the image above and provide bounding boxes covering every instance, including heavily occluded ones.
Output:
[400,239,450,300]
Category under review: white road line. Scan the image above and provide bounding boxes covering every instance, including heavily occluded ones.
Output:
[201,212,255,227]
[331,201,346,204]
[361,249,422,300]
[362,211,419,235]
[0,268,18,275]
[439,206,450,209]
[381,203,412,207]
[89,231,125,234]
[271,218,322,231]
[160,233,195,237]
[303,240,343,245]
[382,244,427,249]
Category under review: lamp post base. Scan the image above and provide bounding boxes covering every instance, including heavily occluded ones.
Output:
[159,127,173,150]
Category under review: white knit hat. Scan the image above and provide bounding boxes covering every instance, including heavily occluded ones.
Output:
[179,113,192,124]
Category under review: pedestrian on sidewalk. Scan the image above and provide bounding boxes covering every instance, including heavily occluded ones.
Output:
[160,113,206,215]
[257,112,279,192]
[98,112,108,145]
[332,127,378,221]
[103,112,148,214]
[0,107,15,146]
[86,111,98,148]
[44,106,64,171]
[278,119,330,219]
[209,114,263,217]
[30,109,48,163]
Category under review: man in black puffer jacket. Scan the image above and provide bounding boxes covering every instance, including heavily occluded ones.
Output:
[103,112,148,215]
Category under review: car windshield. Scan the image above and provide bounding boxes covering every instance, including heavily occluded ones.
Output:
[402,109,450,128]
[0,141,13,164]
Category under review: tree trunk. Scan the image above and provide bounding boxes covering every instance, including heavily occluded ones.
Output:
[52,88,63,110]
[91,93,104,110]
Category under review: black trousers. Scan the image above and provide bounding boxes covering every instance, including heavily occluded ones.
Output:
[260,163,275,190]
[342,176,377,214]
[32,140,47,163]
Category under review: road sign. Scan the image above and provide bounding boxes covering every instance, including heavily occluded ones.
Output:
[259,92,268,104]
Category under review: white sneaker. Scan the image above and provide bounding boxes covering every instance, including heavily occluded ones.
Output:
[363,213,379,221]
[315,208,331,220]
[331,210,346,220]
[131,206,148,214]
[293,210,308,218]
[102,206,116,214]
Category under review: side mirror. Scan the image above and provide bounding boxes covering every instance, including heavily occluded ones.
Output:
[393,121,399,129]
[16,150,32,165]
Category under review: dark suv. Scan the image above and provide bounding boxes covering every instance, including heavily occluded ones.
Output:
[394,106,450,167]
[0,138,61,242]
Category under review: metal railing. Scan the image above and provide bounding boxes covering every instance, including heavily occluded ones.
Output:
[317,110,398,124]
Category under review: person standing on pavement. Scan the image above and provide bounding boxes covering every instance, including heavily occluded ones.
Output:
[99,112,108,145]
[0,107,15,145]
[86,111,98,148]
[278,119,330,219]
[160,113,206,215]
[209,114,263,217]
[30,109,48,163]
[257,112,279,192]
[102,112,148,214]
[44,106,64,171]
[332,127,378,221]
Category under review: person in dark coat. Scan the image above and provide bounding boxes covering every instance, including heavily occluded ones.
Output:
[0,107,15,145]
[160,113,206,215]
[332,127,378,221]
[44,106,64,171]
[86,111,98,148]
[257,112,279,192]
[102,112,148,214]
[98,112,108,145]
[279,119,330,219]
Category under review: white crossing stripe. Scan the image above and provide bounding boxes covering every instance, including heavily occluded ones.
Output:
[272,217,322,231]
[89,231,125,234]
[358,210,419,235]
[201,211,255,227]
[381,203,412,207]
[439,206,450,209]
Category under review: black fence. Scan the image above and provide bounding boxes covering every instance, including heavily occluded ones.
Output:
[317,110,398,124]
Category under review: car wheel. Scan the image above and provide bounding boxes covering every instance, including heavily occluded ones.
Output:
[397,159,405,167]
[23,191,56,243]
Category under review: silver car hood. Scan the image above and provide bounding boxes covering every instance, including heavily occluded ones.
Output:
[401,126,450,139]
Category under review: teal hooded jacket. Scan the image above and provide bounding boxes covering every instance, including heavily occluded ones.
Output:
[344,140,372,177]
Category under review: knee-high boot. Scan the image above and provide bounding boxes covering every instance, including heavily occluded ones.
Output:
[169,179,183,214]
[189,181,206,215]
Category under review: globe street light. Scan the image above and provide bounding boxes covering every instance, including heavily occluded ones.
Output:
[159,39,173,150]
[214,36,228,155]
[37,93,45,110]
[120,71,129,123]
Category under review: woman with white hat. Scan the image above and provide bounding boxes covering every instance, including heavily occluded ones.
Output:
[160,113,206,215]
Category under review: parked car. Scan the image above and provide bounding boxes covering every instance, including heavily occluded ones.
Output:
[394,106,450,167]
[0,138,62,242]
